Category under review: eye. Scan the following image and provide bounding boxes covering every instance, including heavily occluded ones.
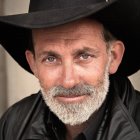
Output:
[74,52,95,64]
[79,53,91,60]
[46,56,56,63]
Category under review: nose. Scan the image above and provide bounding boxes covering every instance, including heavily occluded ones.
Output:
[60,62,80,89]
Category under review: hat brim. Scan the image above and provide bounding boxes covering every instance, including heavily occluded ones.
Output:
[0,0,140,76]
[0,1,111,28]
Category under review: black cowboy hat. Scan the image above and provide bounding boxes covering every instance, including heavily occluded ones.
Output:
[0,0,140,76]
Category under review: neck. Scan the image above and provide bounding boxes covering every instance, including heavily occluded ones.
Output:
[65,122,88,140]
[65,110,100,140]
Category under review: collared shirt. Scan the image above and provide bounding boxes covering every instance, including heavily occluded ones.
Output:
[45,98,107,140]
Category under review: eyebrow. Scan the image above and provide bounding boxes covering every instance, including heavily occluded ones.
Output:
[37,46,99,59]
[72,47,100,56]
[37,51,61,59]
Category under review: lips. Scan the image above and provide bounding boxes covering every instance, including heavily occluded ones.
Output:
[55,94,88,103]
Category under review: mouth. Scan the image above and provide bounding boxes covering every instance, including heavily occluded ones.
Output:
[55,94,88,103]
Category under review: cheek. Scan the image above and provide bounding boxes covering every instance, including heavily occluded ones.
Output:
[80,61,107,85]
[36,66,61,90]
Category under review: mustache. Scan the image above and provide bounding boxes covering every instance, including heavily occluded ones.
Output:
[47,84,96,97]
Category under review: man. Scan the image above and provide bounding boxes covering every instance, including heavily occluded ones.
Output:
[0,0,140,140]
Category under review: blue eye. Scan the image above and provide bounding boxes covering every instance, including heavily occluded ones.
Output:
[80,53,90,60]
[46,56,56,62]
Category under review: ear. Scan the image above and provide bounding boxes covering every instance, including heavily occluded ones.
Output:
[25,50,38,77]
[109,41,125,74]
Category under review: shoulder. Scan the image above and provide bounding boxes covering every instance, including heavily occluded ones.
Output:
[0,92,44,139]
[133,90,140,130]
[134,90,140,111]
[0,91,43,121]
[135,90,140,101]
[3,92,41,116]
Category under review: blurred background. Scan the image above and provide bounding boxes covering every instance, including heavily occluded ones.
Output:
[0,0,40,117]
[0,0,140,117]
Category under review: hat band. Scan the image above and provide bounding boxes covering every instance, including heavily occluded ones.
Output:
[29,0,106,12]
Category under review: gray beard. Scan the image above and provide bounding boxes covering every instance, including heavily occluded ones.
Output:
[41,61,110,126]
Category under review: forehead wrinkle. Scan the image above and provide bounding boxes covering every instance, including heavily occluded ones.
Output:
[37,31,104,47]
[40,27,103,41]
[32,18,105,49]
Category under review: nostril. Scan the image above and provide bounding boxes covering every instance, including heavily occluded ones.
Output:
[61,71,80,89]
[62,78,78,89]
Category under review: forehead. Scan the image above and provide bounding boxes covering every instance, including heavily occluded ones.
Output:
[32,18,104,43]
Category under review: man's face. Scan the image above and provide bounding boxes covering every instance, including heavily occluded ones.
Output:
[28,19,112,125]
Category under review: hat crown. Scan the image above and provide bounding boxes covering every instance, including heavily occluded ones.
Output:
[29,0,105,12]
